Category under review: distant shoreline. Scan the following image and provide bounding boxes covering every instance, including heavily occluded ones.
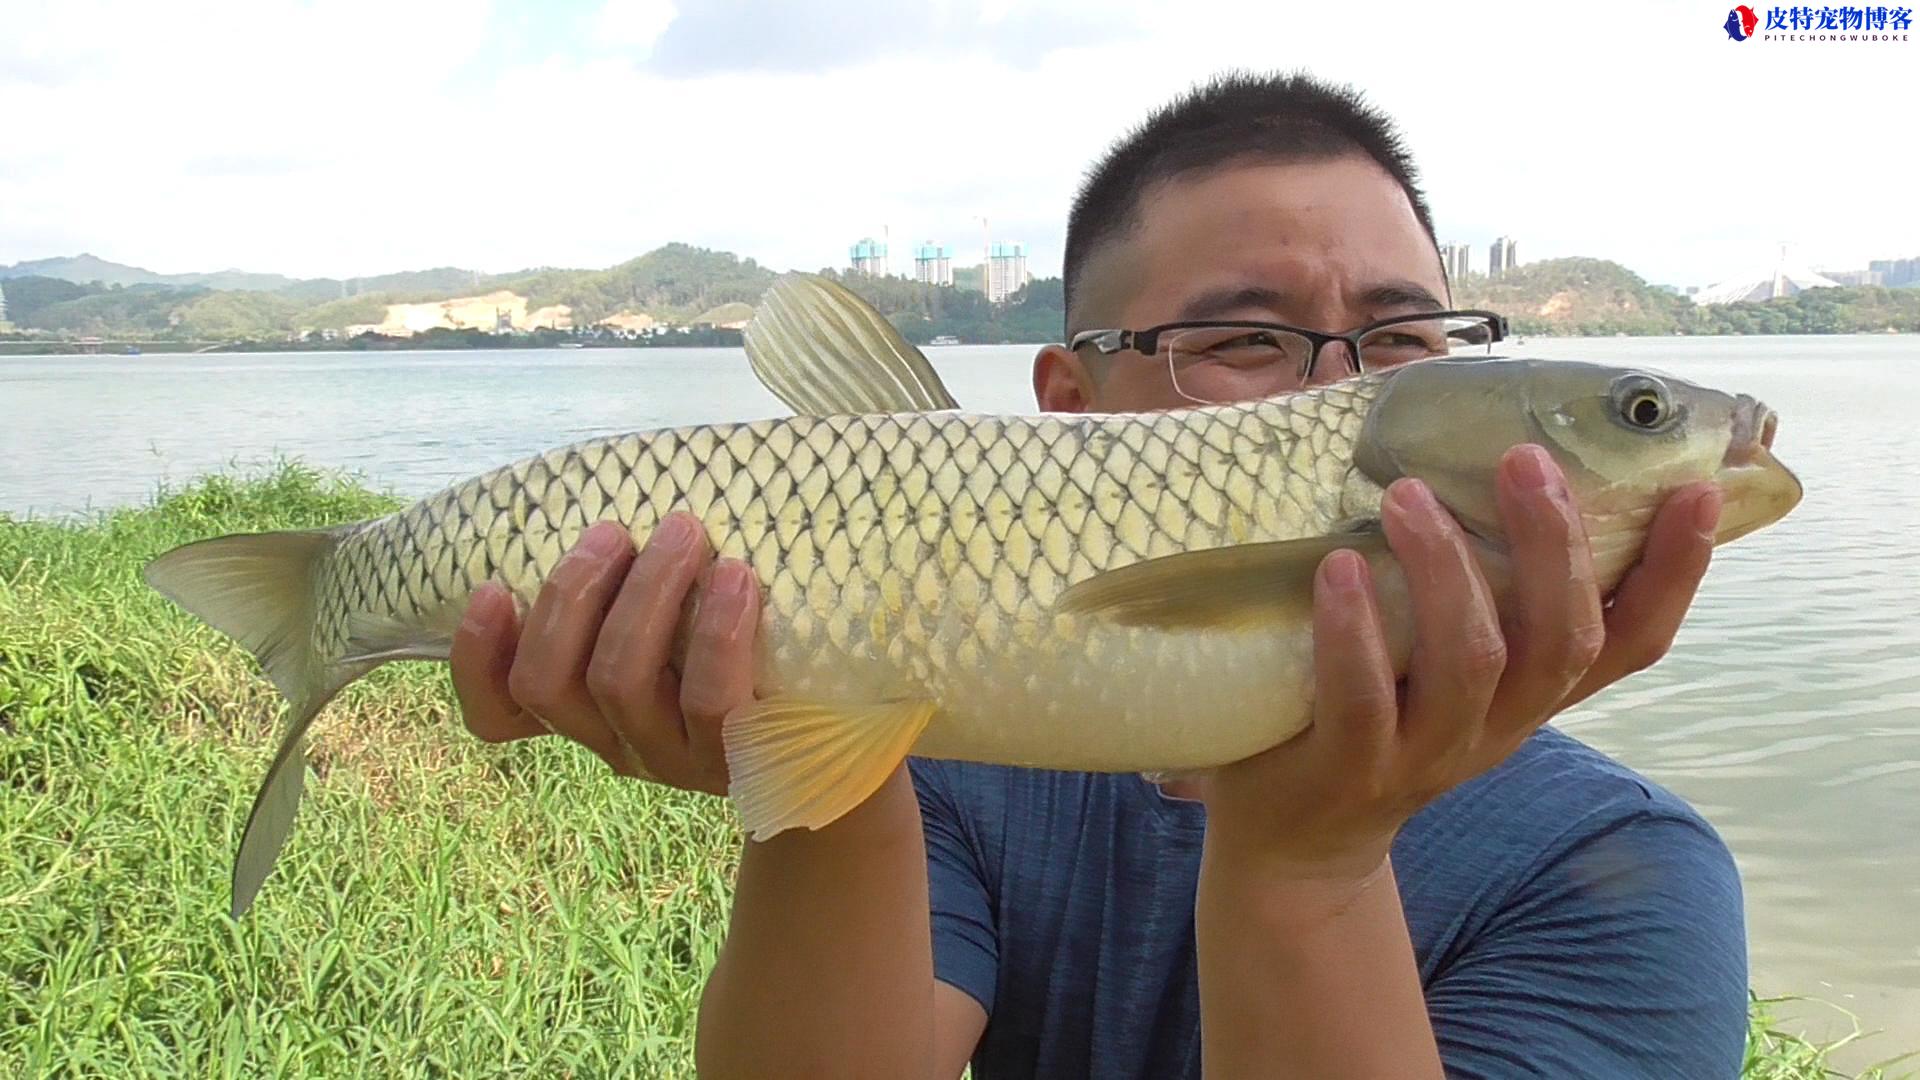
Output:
[4,327,1915,359]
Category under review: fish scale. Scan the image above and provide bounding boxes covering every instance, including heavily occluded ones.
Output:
[309,381,1384,767]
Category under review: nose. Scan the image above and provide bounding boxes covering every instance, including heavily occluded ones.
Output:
[1306,339,1361,386]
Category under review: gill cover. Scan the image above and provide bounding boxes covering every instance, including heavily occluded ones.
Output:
[1354,357,1743,542]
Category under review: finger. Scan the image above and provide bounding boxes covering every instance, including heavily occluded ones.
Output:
[503,521,637,762]
[678,557,762,791]
[1561,484,1720,709]
[1485,445,1606,741]
[450,582,545,742]
[585,513,712,779]
[1382,478,1505,770]
[1308,548,1398,785]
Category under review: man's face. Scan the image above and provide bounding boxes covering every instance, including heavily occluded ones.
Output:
[1034,154,1450,414]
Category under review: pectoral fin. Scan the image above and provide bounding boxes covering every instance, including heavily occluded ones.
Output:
[1053,533,1390,630]
[723,697,937,841]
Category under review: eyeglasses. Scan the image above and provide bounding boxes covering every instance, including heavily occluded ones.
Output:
[1067,309,1510,404]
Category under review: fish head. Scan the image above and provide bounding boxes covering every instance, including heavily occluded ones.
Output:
[1354,356,1802,587]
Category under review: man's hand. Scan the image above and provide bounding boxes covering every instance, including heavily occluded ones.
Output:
[448,512,759,795]
[1192,443,1723,1078]
[1197,442,1724,880]
[448,513,975,1078]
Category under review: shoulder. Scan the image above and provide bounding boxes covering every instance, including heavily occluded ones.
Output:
[1406,725,1731,863]
[1407,727,1749,1078]
[1399,725,1743,937]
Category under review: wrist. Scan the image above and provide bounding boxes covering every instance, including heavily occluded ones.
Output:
[1199,824,1395,914]
[741,764,922,859]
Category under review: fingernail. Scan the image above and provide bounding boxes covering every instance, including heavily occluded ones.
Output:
[460,582,509,633]
[1693,489,1723,537]
[1511,444,1560,495]
[1321,549,1365,593]
[711,560,758,636]
[575,523,629,560]
[652,513,700,553]
[1391,478,1439,519]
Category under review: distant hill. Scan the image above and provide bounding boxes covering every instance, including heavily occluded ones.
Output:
[491,244,778,326]
[1453,257,1920,336]
[1452,257,1690,336]
[9,247,1910,348]
[0,243,1062,345]
[273,268,495,305]
[0,253,296,293]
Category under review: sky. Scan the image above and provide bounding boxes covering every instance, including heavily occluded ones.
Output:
[3,0,1915,289]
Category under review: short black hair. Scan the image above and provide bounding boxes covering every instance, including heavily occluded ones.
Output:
[1063,70,1440,325]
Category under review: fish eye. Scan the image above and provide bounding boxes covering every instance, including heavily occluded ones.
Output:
[1612,375,1676,432]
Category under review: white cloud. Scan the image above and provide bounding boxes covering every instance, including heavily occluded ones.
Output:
[594,0,679,53]
[1,0,1914,288]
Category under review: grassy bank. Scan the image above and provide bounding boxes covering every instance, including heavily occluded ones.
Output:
[1,465,1910,1077]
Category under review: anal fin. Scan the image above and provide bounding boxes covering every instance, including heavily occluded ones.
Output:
[722,697,936,841]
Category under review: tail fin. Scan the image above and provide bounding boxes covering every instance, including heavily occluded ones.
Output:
[144,527,360,917]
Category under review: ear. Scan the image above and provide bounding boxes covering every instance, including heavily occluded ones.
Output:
[1033,343,1098,413]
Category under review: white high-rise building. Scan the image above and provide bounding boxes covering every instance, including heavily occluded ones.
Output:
[986,241,1029,303]
[913,242,954,286]
[850,237,888,277]
[1488,236,1519,278]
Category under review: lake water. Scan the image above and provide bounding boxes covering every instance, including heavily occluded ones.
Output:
[4,337,1917,1058]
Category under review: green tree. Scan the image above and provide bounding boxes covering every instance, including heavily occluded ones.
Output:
[171,291,301,341]
[0,276,96,325]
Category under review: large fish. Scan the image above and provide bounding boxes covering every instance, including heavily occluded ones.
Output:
[144,274,1803,916]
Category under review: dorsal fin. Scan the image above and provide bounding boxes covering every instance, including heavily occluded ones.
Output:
[742,272,961,416]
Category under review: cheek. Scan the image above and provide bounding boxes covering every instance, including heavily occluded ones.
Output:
[1096,359,1190,412]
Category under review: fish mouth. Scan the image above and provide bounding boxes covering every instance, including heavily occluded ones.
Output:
[1713,396,1803,545]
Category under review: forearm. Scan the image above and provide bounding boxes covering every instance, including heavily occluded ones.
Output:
[1195,843,1442,1079]
[696,765,936,1079]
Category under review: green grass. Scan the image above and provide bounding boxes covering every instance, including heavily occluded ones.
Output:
[1746,996,1917,1079]
[0,462,1911,1077]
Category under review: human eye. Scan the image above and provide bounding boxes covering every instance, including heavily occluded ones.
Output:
[1173,327,1297,369]
[1359,321,1449,367]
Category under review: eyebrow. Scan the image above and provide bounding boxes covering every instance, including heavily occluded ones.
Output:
[1358,281,1446,313]
[1174,280,1449,324]
[1177,285,1289,321]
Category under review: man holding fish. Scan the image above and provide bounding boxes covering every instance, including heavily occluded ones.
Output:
[445,73,1753,1078]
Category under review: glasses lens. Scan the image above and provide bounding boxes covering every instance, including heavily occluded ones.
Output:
[1356,315,1496,371]
[1164,325,1313,403]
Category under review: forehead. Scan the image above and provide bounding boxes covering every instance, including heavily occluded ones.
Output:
[1078,155,1444,326]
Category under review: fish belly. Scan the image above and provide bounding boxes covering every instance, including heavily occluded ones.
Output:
[311,397,1375,776]
[907,616,1318,772]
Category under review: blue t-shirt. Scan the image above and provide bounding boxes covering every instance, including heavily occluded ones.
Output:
[909,726,1748,1079]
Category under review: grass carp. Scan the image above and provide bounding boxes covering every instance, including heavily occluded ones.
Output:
[143,274,1803,916]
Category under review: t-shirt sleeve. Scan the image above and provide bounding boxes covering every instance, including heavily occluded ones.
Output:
[908,757,999,1017]
[1424,806,1749,1079]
